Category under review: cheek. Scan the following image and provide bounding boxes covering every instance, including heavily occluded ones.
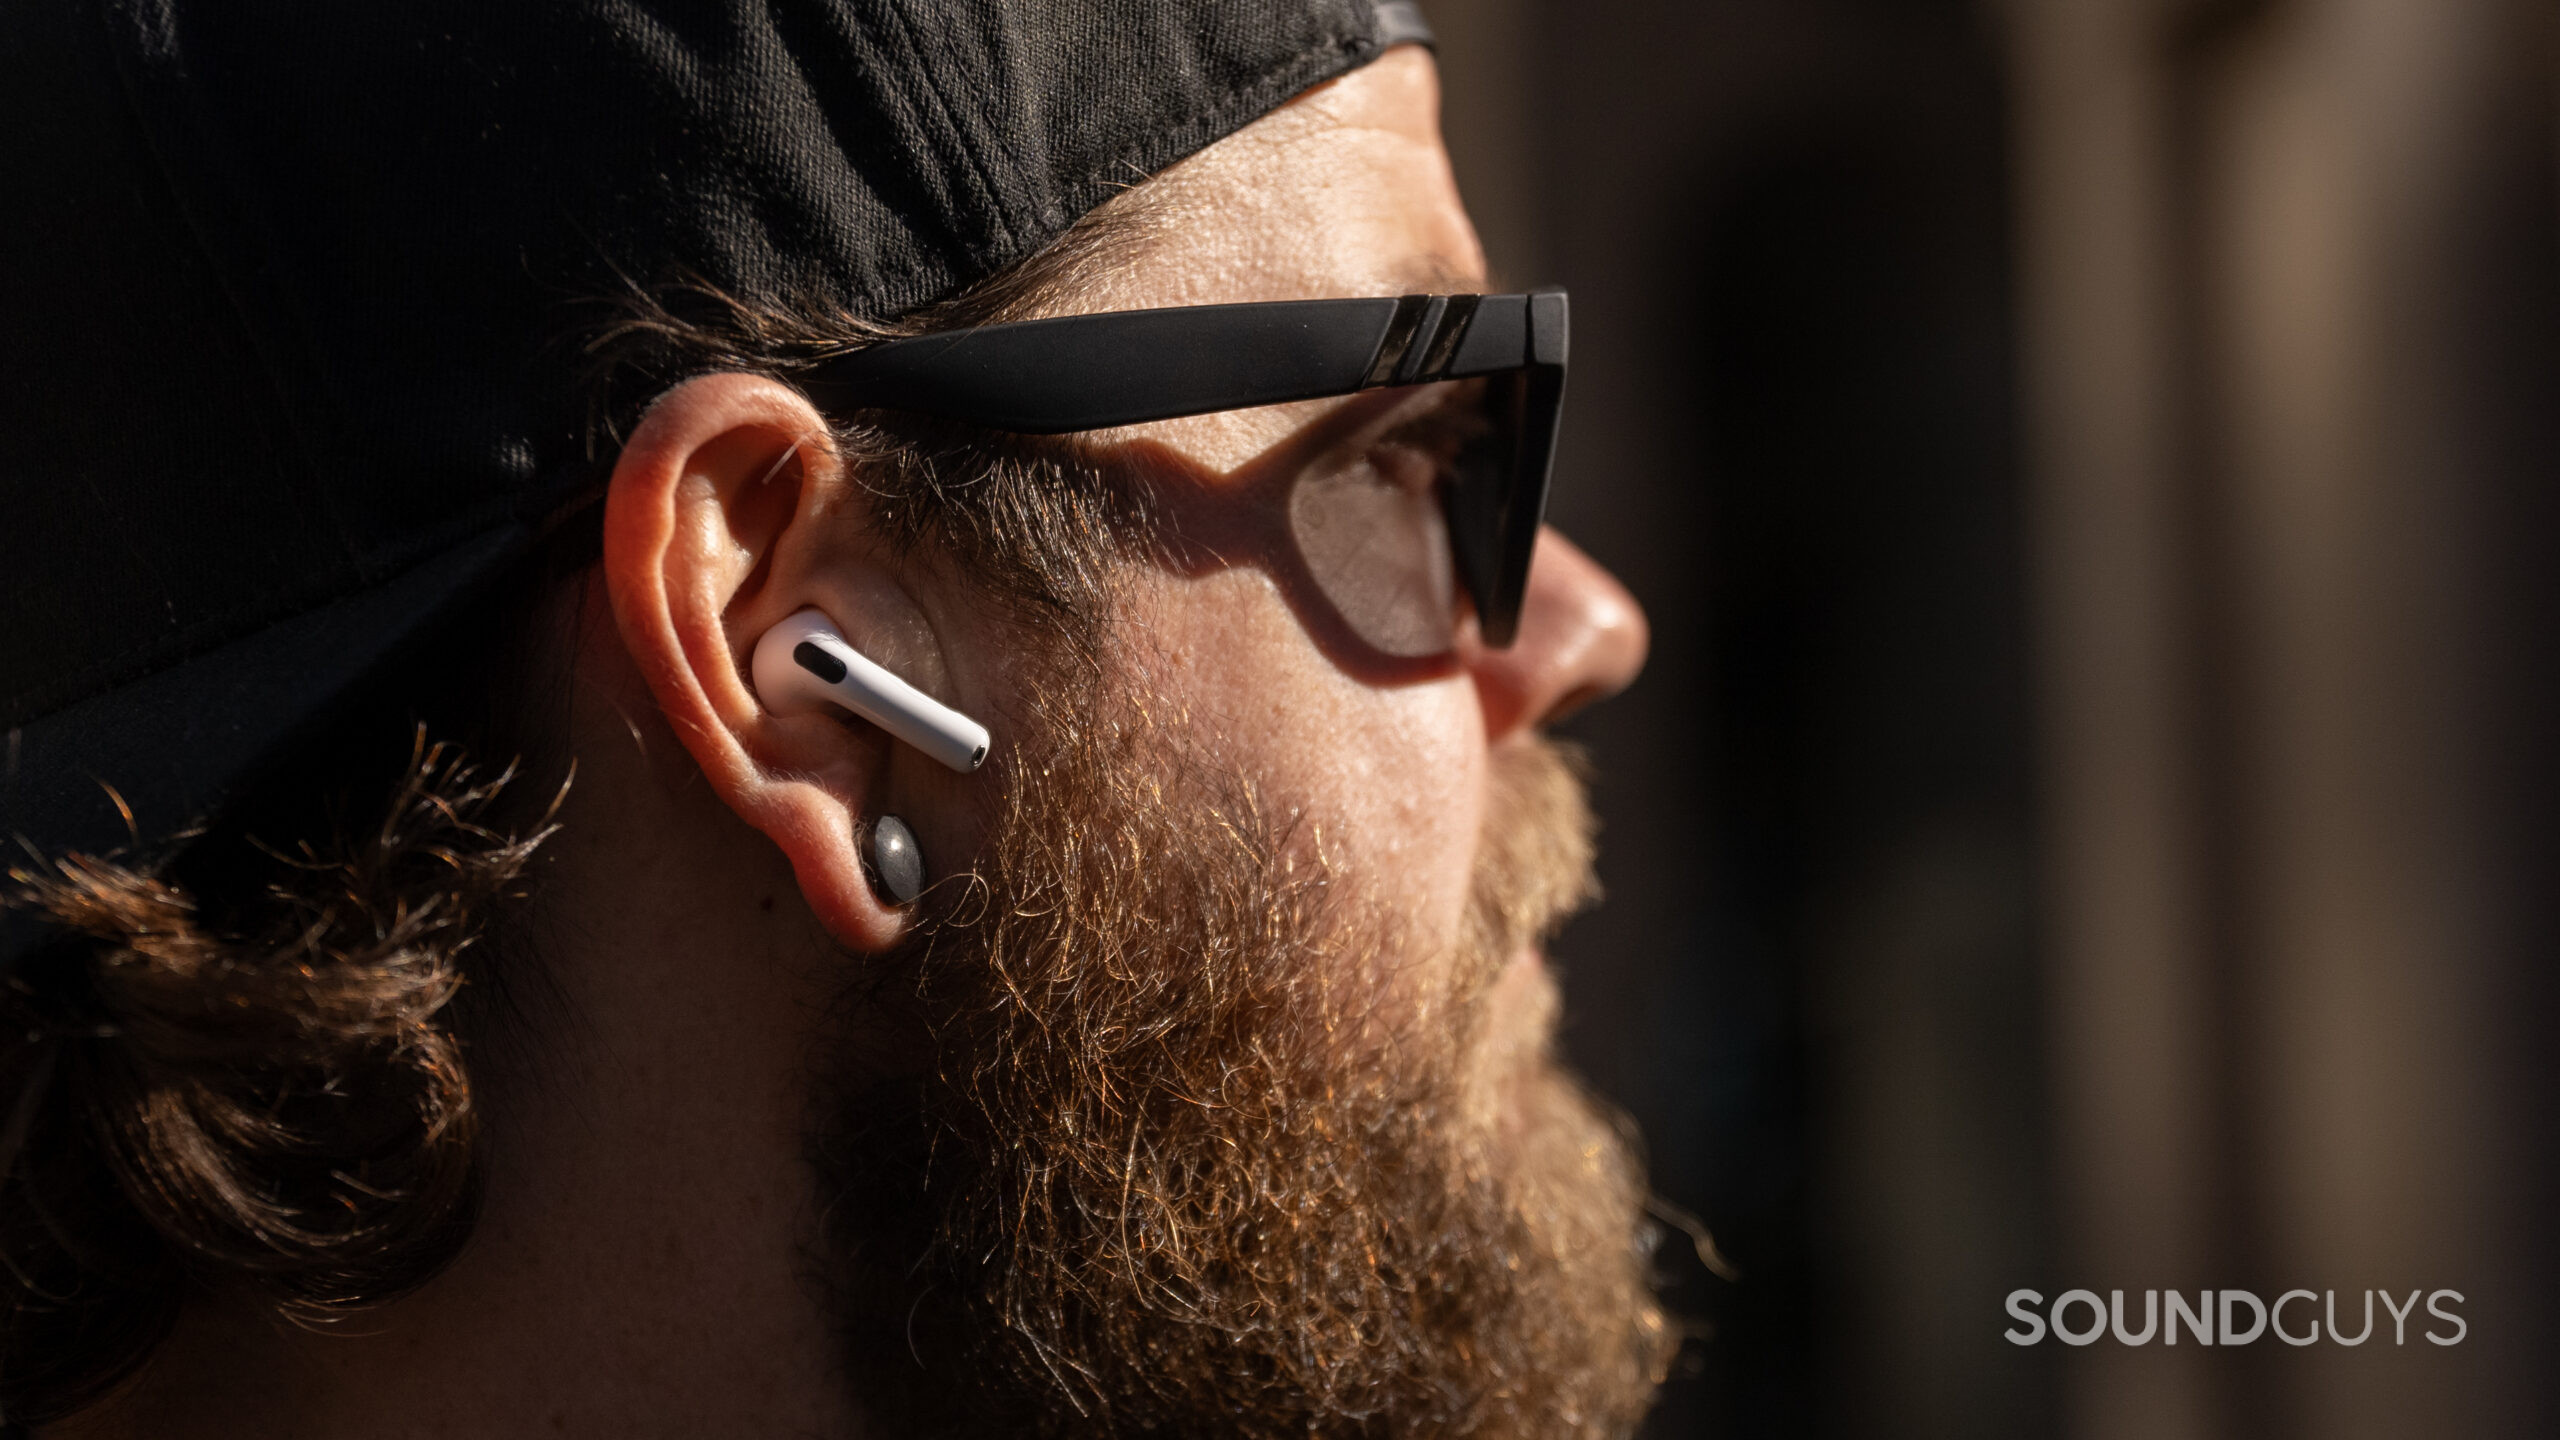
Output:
[1129,567,1485,937]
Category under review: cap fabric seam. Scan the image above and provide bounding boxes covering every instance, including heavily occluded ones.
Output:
[877,0,1020,274]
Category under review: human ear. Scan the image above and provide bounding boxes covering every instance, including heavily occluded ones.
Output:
[600,371,924,952]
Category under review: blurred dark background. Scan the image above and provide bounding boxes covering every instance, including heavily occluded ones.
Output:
[1425,1,2560,1436]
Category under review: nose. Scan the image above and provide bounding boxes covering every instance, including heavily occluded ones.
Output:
[1466,527,1649,738]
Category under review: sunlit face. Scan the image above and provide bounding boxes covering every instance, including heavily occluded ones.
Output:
[1043,45,1645,1048]
[808,45,1668,1439]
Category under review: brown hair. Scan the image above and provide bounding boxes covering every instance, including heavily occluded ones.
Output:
[0,739,553,1421]
[0,190,1166,1426]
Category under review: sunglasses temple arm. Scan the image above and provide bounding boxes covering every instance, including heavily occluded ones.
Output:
[800,293,1561,434]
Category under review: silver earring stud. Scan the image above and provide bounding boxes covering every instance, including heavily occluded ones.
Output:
[870,814,924,905]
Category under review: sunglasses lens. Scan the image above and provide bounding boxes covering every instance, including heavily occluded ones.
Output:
[1290,455,1458,657]
[1284,367,1549,659]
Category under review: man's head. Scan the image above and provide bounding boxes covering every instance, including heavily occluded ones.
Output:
[3,10,1665,1436]
[581,46,1665,1434]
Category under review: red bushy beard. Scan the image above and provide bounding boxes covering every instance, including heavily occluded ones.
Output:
[810,663,1673,1438]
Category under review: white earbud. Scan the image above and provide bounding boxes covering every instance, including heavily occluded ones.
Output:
[751,608,989,774]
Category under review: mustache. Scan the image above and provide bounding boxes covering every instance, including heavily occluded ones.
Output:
[1466,736,1602,967]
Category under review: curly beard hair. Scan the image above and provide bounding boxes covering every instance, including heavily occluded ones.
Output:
[811,656,1675,1438]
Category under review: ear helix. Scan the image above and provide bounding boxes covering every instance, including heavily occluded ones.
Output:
[750,608,990,774]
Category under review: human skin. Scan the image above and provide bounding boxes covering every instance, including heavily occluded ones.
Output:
[61,45,1647,1439]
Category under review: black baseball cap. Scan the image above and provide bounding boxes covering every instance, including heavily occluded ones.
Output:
[0,0,1433,960]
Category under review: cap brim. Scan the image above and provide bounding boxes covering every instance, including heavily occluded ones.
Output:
[1,525,530,967]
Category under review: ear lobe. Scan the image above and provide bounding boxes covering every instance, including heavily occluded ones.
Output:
[600,371,907,954]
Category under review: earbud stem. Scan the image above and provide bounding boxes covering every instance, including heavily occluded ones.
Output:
[752,609,990,774]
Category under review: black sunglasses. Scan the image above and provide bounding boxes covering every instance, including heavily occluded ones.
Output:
[801,290,1567,648]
